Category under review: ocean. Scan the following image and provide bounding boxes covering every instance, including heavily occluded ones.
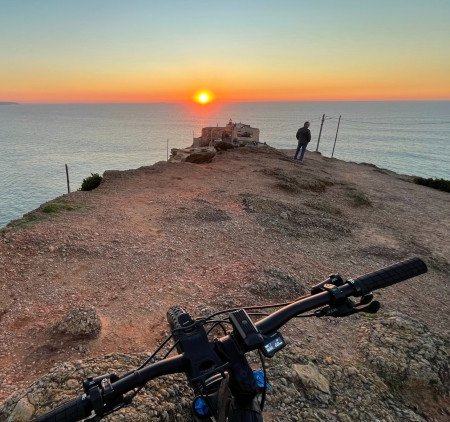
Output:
[1,101,449,227]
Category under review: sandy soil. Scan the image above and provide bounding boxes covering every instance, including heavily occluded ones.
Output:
[0,146,449,403]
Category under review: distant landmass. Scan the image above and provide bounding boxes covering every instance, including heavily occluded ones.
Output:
[0,102,19,105]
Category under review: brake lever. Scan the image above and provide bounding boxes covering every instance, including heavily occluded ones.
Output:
[314,297,380,318]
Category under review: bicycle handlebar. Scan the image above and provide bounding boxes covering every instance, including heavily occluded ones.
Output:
[33,258,427,422]
[254,257,426,334]
[32,396,91,422]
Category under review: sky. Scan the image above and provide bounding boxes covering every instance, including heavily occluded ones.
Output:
[1,0,450,103]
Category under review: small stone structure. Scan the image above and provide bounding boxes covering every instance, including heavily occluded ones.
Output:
[192,119,260,148]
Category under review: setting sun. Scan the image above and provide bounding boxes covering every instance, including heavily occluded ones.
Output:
[193,90,214,104]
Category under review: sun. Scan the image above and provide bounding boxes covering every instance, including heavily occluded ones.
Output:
[193,90,214,104]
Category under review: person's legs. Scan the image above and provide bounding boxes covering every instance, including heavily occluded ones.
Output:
[294,143,302,159]
[299,144,307,161]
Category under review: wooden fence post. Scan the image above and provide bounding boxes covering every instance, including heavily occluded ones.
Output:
[65,164,70,193]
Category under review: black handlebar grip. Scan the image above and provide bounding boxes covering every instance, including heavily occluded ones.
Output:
[32,396,92,422]
[349,257,427,296]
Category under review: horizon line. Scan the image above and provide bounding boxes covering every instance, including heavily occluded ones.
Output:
[3,98,450,105]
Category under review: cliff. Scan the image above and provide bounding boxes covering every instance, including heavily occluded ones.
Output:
[0,147,448,421]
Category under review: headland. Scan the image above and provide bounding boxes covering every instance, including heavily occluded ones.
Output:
[0,147,448,421]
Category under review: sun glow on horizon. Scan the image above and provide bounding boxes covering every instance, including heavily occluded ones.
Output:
[193,90,214,104]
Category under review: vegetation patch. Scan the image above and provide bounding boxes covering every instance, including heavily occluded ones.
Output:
[358,245,404,261]
[4,212,43,230]
[299,180,329,193]
[241,194,351,240]
[349,192,372,207]
[195,206,231,222]
[414,177,450,193]
[247,268,307,300]
[262,168,330,194]
[262,168,298,184]
[4,201,83,231]
[276,181,301,193]
[80,173,103,191]
[41,202,79,214]
[304,200,342,215]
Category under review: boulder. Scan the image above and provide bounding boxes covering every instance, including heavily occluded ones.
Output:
[292,363,330,403]
[51,307,101,338]
[214,140,235,151]
[169,147,216,164]
[7,397,34,422]
[184,150,216,164]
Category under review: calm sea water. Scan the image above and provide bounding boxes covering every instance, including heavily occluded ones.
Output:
[1,101,449,227]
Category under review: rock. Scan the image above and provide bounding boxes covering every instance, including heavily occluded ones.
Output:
[363,311,449,395]
[169,147,216,164]
[51,307,101,338]
[214,141,235,151]
[292,363,330,402]
[184,150,216,164]
[337,413,352,422]
[0,353,194,421]
[7,397,34,422]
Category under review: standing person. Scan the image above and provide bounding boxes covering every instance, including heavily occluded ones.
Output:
[294,121,311,161]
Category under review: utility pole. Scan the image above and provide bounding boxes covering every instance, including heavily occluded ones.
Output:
[166,139,169,161]
[331,115,341,158]
[316,114,325,152]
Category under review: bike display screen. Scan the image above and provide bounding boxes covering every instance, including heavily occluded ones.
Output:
[262,332,286,357]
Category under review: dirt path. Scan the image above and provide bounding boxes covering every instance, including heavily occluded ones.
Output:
[1,147,449,404]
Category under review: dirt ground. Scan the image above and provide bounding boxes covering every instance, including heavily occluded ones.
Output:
[0,146,449,404]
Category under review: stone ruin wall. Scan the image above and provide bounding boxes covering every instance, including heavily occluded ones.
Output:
[193,127,231,147]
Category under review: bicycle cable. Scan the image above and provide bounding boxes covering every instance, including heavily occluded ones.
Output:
[202,294,311,321]
[257,349,267,412]
[137,333,174,370]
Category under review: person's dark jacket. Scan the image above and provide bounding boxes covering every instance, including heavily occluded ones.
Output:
[296,127,311,145]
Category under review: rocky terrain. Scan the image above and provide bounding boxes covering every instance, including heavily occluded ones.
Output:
[0,146,449,421]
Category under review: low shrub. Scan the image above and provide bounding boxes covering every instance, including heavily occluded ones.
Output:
[414,177,450,193]
[350,193,372,207]
[42,202,77,213]
[81,173,103,191]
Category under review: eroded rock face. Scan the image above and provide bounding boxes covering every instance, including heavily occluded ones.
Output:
[1,312,448,422]
[0,354,192,422]
[362,311,449,395]
[51,307,101,339]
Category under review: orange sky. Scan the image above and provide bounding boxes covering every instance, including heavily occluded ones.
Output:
[1,1,450,103]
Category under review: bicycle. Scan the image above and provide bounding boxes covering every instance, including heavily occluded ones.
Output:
[32,257,427,422]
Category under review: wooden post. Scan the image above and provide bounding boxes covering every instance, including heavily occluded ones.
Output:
[65,164,70,194]
[166,139,169,161]
[315,114,325,152]
[331,115,341,158]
